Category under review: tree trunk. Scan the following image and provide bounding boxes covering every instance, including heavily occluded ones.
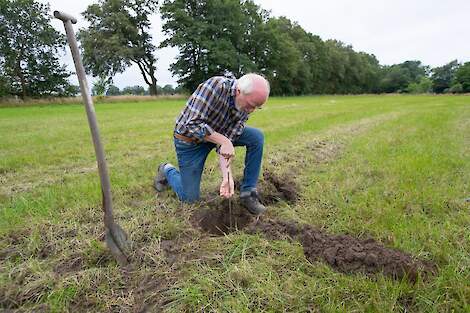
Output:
[148,65,157,96]
[135,58,158,96]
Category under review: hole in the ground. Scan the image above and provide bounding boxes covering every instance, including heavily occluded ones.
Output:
[191,203,435,282]
[190,199,254,235]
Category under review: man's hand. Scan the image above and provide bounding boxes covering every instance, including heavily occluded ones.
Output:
[220,174,234,198]
[219,141,235,165]
[205,132,235,165]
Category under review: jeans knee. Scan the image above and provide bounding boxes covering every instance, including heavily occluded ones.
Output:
[251,128,264,147]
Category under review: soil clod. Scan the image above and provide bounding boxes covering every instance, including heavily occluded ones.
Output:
[247,219,435,282]
[259,170,300,204]
[192,204,434,282]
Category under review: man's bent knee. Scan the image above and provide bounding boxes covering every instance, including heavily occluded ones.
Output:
[251,128,264,147]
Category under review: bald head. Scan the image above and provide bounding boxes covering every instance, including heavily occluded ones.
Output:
[235,74,270,113]
[238,73,270,98]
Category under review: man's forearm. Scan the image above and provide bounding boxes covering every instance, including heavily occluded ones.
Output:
[205,131,233,178]
[218,154,231,178]
[205,131,231,146]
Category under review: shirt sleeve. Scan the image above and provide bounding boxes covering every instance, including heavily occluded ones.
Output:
[183,78,223,141]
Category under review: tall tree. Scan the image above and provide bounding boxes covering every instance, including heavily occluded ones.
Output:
[92,76,112,96]
[122,85,146,95]
[79,0,159,95]
[454,62,470,93]
[106,85,121,96]
[0,0,74,98]
[430,60,460,93]
[0,58,9,97]
[261,17,303,95]
[160,0,268,91]
[379,61,427,93]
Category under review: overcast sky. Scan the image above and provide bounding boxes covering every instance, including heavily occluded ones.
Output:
[44,0,470,89]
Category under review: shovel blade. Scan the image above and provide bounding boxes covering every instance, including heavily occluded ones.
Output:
[105,223,130,266]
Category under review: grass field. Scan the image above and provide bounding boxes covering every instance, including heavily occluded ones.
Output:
[1,95,469,312]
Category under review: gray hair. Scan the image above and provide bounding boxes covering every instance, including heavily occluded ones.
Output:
[237,73,270,95]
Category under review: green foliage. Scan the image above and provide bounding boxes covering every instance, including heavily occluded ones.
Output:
[160,1,382,95]
[447,83,463,94]
[454,62,470,92]
[0,0,74,98]
[431,60,460,93]
[323,40,381,94]
[92,76,112,96]
[0,74,9,97]
[160,0,269,92]
[159,84,175,95]
[0,59,9,97]
[406,76,432,94]
[79,0,159,95]
[122,85,146,95]
[262,17,310,95]
[106,84,121,96]
[379,61,428,93]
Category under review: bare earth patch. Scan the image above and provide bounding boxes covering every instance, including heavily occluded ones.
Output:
[247,219,436,282]
[189,169,435,282]
[190,204,435,282]
[260,170,300,204]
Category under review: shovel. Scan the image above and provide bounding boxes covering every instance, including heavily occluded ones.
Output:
[54,11,130,266]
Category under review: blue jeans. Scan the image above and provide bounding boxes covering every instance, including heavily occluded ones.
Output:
[165,126,264,202]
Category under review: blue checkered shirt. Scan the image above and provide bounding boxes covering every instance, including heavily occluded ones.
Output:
[174,76,249,142]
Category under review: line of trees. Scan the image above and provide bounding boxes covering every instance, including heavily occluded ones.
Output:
[159,0,470,95]
[1,0,470,100]
[92,82,180,96]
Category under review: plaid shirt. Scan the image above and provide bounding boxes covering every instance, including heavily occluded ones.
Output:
[174,76,249,142]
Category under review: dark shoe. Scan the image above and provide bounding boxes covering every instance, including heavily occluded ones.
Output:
[154,163,171,192]
[240,190,266,215]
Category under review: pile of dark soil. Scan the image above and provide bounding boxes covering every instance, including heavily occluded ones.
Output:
[190,206,435,282]
[216,169,300,206]
[259,170,299,204]
[246,220,435,282]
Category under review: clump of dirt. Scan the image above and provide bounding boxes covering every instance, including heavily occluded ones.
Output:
[302,227,434,282]
[192,204,435,282]
[245,219,302,239]
[207,170,299,206]
[190,199,254,235]
[259,170,300,205]
[246,219,435,282]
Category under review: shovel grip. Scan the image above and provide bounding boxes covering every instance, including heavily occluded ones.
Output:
[53,11,77,24]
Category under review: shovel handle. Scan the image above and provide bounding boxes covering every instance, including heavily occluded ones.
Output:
[54,11,115,230]
[53,11,77,24]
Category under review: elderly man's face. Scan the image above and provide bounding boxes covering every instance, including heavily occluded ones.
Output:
[235,83,269,113]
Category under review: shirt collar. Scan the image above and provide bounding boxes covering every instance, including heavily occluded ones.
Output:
[228,79,238,108]
[230,79,237,97]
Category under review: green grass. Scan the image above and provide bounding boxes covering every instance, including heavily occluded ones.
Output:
[1,95,469,312]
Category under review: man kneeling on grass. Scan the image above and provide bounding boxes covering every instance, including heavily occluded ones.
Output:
[154,73,270,215]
